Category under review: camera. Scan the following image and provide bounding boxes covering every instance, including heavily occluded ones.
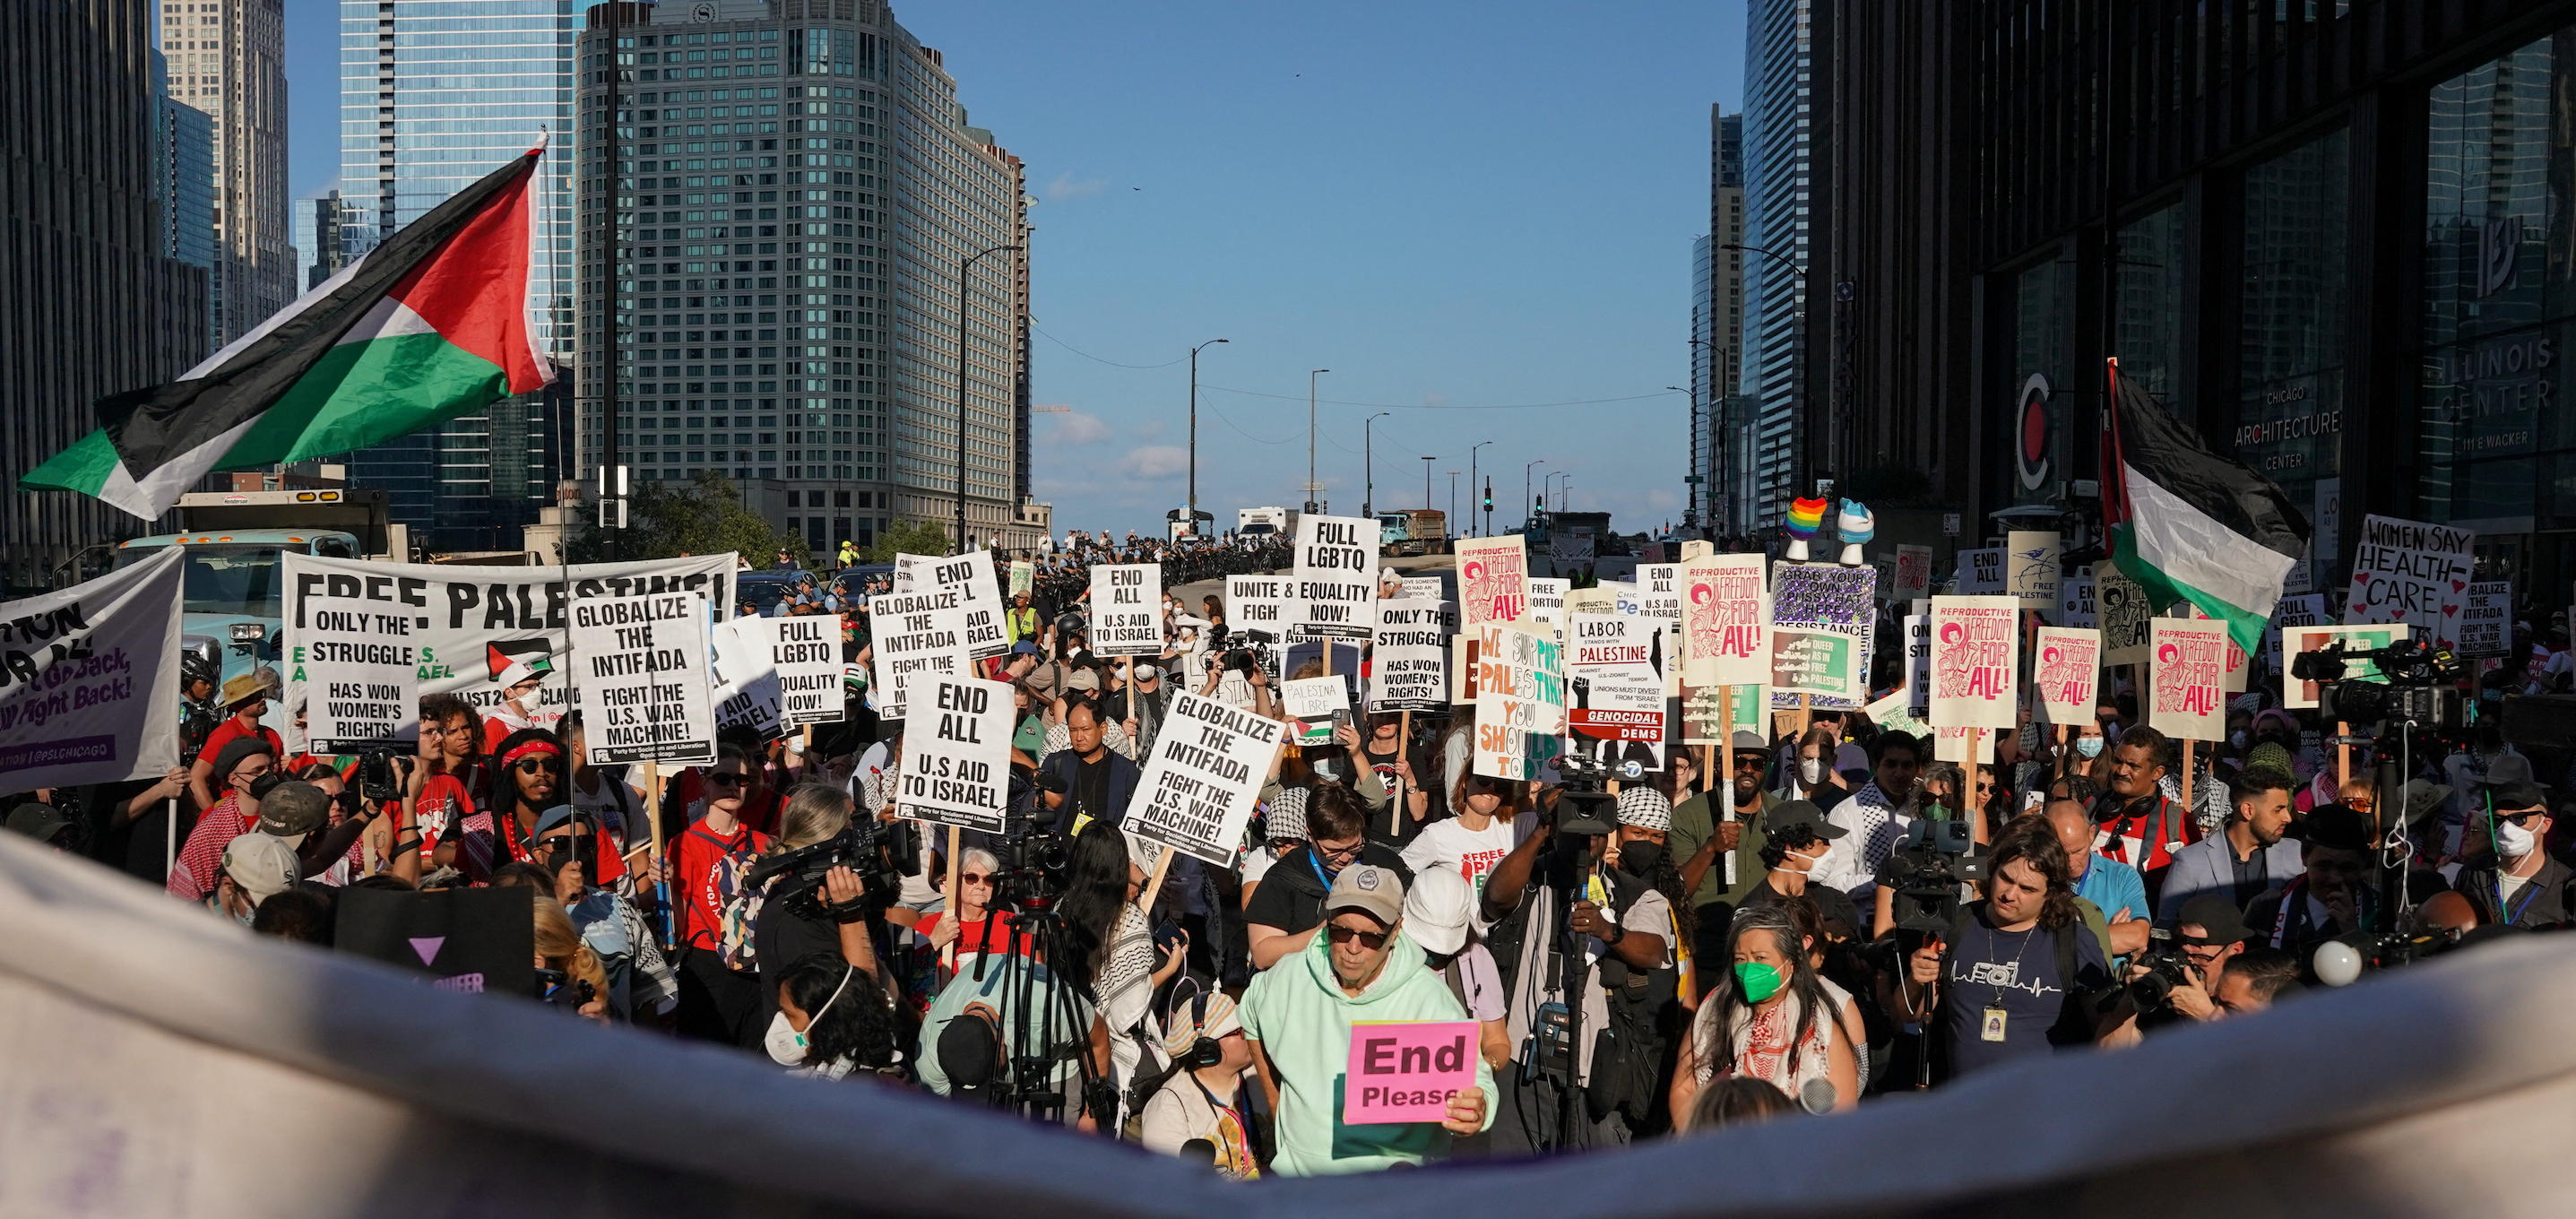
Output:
[2293,638,2468,731]
[1879,818,1988,933]
[746,817,918,921]
[359,749,406,802]
[2127,927,2193,1007]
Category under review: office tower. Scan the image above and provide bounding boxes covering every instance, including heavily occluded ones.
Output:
[160,0,291,345]
[154,69,220,352]
[1740,0,1820,529]
[303,190,364,290]
[2,1,210,588]
[1693,105,1749,535]
[574,0,1032,554]
[338,0,576,550]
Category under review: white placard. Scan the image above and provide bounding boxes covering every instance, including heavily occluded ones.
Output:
[283,560,420,753]
[1281,676,1349,746]
[2149,618,2230,741]
[2032,626,2100,726]
[1956,547,2005,593]
[1894,544,1933,601]
[868,588,969,722]
[926,549,1011,660]
[1473,621,1567,780]
[568,591,717,765]
[1225,575,1292,637]
[2459,581,2511,658]
[1090,563,1164,657]
[1927,595,2018,731]
[2060,569,2098,629]
[1903,610,1932,716]
[895,676,1015,834]
[0,546,186,789]
[1125,690,1290,866]
[715,615,843,727]
[2008,531,2061,613]
[1370,598,1448,713]
[1292,514,1379,639]
[1566,612,1664,773]
[2347,514,2473,651]
[1401,575,1448,601]
[1526,577,1569,636]
[1683,554,1768,687]
[1455,535,1531,627]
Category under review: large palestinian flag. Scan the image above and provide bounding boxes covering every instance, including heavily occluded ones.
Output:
[2101,358,2311,653]
[20,149,552,520]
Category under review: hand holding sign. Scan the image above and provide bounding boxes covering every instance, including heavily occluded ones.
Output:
[1344,1020,1482,1125]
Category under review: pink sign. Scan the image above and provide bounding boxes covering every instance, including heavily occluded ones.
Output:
[2149,618,2229,741]
[1683,554,1768,687]
[1344,1020,1480,1124]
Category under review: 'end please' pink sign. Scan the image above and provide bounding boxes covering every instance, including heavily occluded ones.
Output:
[1344,1020,1480,1124]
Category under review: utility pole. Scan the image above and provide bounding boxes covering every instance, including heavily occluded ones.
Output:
[1187,338,1227,532]
[1422,455,1433,509]
[1362,411,1388,516]
[1306,368,1328,513]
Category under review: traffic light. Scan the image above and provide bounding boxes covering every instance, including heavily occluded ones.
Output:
[1482,483,1493,512]
[1534,495,1545,509]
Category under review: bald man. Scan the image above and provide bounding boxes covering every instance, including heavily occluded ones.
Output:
[2045,798,2151,958]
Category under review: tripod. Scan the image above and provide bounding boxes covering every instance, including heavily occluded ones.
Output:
[964,873,1103,1123]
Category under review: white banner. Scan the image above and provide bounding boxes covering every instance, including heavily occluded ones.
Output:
[0,547,186,790]
[2032,626,2100,726]
[926,549,1011,661]
[868,588,970,722]
[895,677,1015,834]
[567,591,717,765]
[1903,610,1932,716]
[280,555,419,754]
[1683,554,1768,687]
[1928,595,2018,731]
[1369,598,1448,713]
[1125,690,1289,866]
[2149,618,2230,741]
[2347,514,2473,650]
[1455,535,1531,627]
[1292,514,1378,639]
[1089,563,1163,657]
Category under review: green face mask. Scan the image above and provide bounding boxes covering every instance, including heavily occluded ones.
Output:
[1734,961,1785,1004]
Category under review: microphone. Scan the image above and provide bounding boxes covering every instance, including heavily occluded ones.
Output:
[1799,1077,1837,1115]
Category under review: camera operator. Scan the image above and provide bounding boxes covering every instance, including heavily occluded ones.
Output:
[2106,895,2252,1043]
[2454,779,2574,929]
[1036,698,1140,834]
[2243,805,2379,966]
[1197,639,1275,714]
[751,784,888,1027]
[2215,947,2302,1015]
[1889,819,2120,1081]
[2157,767,2304,926]
[2092,726,2200,905]
[1247,784,1412,969]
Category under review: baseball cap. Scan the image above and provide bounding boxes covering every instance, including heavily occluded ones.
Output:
[1009,640,1039,655]
[4,803,72,844]
[1067,668,1102,693]
[1761,800,1846,839]
[2174,894,2254,944]
[1731,731,1768,754]
[1011,717,1046,755]
[1323,864,1404,927]
[220,833,300,908]
[1401,864,1473,955]
[1616,786,1673,832]
[533,804,583,834]
[496,661,540,689]
[254,781,330,846]
[2485,779,2547,812]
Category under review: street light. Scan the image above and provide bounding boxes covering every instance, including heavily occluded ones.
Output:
[1188,338,1228,533]
[1721,241,1816,498]
[1669,383,1701,532]
[1525,459,1549,534]
[1422,455,1434,509]
[1362,411,1390,517]
[1468,440,1493,536]
[955,242,1022,553]
[1447,470,1459,526]
[1306,369,1329,513]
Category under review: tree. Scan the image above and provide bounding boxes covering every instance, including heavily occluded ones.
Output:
[869,518,955,564]
[560,471,808,566]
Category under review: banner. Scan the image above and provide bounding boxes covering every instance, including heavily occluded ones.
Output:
[1280,676,1348,747]
[1473,621,1566,780]
[2347,514,2474,650]
[2284,623,2407,711]
[2096,561,2154,666]
[895,677,1014,834]
[1768,562,1873,708]
[1684,554,1768,687]
[1957,547,2005,593]
[0,546,185,790]
[1225,575,1292,639]
[713,615,843,728]
[1894,544,1933,601]
[567,589,717,765]
[1125,690,1289,867]
[1928,595,2018,731]
[2060,568,2098,630]
[1369,599,1448,713]
[1566,612,1664,775]
[2032,626,2100,726]
[2007,531,2060,612]
[1292,514,1378,640]
[2149,618,2230,741]
[1089,564,1163,657]
[279,554,418,754]
[1454,535,1530,627]
[927,550,1011,661]
[2459,581,2511,658]
[867,588,969,722]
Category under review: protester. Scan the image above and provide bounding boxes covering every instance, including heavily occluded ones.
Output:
[1402,862,1510,1071]
[1673,903,1858,1124]
[168,737,278,901]
[1137,987,1260,1177]
[1734,800,1863,943]
[1816,732,1923,902]
[2451,779,2576,928]
[186,674,283,810]
[5,803,76,850]
[1247,784,1412,969]
[1398,771,1525,898]
[524,805,677,1022]
[2243,805,2380,964]
[1670,731,1776,972]
[669,742,776,1047]
[2157,768,2304,925]
[2093,727,2199,902]
[1037,700,1140,834]
[1891,819,2119,1080]
[2041,795,2149,960]
[532,895,612,1022]
[209,832,300,925]
[768,953,903,1079]
[558,713,644,848]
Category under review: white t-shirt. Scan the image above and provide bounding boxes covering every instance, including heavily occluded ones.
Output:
[1503,884,1675,1085]
[1399,813,1533,901]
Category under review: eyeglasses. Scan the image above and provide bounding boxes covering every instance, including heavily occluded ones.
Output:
[960,872,993,885]
[1314,839,1364,862]
[2496,808,2546,825]
[1326,924,1389,950]
[705,772,748,788]
[514,758,563,774]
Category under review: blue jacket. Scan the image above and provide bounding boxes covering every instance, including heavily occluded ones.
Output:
[2156,832,2304,926]
[1039,747,1140,833]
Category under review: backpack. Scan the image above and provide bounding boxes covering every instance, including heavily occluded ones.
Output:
[690,826,767,974]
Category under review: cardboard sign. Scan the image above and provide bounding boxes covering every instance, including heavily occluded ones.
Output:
[895,677,1015,833]
[1089,563,1164,657]
[1125,690,1289,867]
[1281,676,1350,746]
[711,670,786,739]
[1473,621,1566,780]
[1344,1020,1482,1125]
[1894,544,1933,601]
[1903,610,1932,715]
[2459,581,2511,658]
[891,552,930,592]
[1225,575,1292,638]
[2007,531,2061,613]
[928,549,1011,661]
[281,556,419,753]
[2149,618,2230,740]
[1369,598,1448,713]
[1526,578,1569,640]
[1009,559,1033,597]
[1292,514,1379,640]
[2060,569,2098,630]
[1865,685,1927,739]
[1768,562,1874,708]
[1455,535,1531,627]
[867,588,969,722]
[2032,626,2101,726]
[0,546,186,789]
[1928,595,2018,731]
[713,615,844,727]
[1684,554,1768,687]
[2096,561,2154,666]
[567,591,717,765]
[1957,548,2005,593]
[1566,612,1664,743]
[335,884,535,1002]
[2347,514,2473,650]
[1638,563,1684,697]
[2284,623,2408,711]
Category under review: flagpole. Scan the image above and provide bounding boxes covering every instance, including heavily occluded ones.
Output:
[601,1,622,562]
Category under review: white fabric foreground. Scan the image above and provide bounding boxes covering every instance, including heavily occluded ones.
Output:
[1,830,2571,1218]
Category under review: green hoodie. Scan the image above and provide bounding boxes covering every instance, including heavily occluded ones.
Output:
[1237,927,1498,1175]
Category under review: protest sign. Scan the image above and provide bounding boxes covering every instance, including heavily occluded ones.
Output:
[895,677,1014,834]
[1474,622,1566,780]
[280,555,418,753]
[334,885,535,1001]
[2060,568,2098,629]
[1009,559,1033,597]
[1928,595,2018,731]
[1608,581,1641,616]
[1526,577,1569,634]
[1344,1020,1482,1124]
[1225,575,1292,638]
[1401,575,1448,601]
[2031,626,2100,725]
[1566,612,1664,774]
[1292,514,1378,639]
[1768,563,1873,708]
[867,587,969,722]
[1454,535,1530,627]
[2283,623,2408,711]
[1089,564,1163,657]
[1903,610,1932,715]
[1894,544,1933,601]
[713,615,843,727]
[1125,690,1289,866]
[567,590,716,765]
[891,552,930,592]
[1683,554,1768,687]
[2267,593,2328,674]
[2096,561,2154,666]
[710,670,785,739]
[927,549,1010,660]
[1957,548,2005,593]
[2149,618,2230,740]
[1866,686,1929,741]
[2459,581,2511,657]
[2007,531,2060,612]
[1638,563,1684,696]
[1683,679,1768,745]
[2347,514,2474,649]
[0,546,185,790]
[1370,599,1448,713]
[1933,723,2001,764]
[1281,676,1349,746]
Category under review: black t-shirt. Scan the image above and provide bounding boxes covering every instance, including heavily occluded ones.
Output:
[1243,841,1413,935]
[755,898,845,1023]
[1938,906,2110,1078]
[1073,752,1114,825]
[1738,878,1863,943]
[1359,739,1436,848]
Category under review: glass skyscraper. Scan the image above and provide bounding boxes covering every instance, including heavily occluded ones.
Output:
[1739,0,1811,530]
[338,0,576,550]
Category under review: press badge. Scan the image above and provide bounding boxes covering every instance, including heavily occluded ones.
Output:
[1981,1007,2008,1042]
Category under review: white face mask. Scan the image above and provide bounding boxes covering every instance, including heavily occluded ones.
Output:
[765,964,856,1067]
[2076,737,2105,758]
[2495,817,2539,859]
[1800,758,1824,784]
[1772,844,1826,875]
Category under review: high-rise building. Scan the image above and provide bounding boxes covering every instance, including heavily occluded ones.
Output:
[1692,105,1749,536]
[574,0,1032,553]
[154,65,219,352]
[2,1,211,589]
[302,190,364,290]
[1738,0,1828,530]
[160,0,293,346]
[337,0,576,551]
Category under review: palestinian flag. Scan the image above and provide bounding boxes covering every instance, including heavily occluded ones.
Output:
[2102,357,2311,653]
[19,148,552,520]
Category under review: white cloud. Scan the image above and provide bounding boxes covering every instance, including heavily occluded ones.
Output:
[1121,445,1190,480]
[1046,411,1111,446]
[1045,171,1108,201]
[1647,488,1681,510]
[1137,419,1167,439]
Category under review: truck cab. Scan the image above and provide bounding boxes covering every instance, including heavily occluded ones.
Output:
[1377,509,1448,557]
[108,488,390,687]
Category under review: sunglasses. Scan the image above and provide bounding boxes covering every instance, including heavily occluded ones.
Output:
[514,758,563,774]
[1732,755,1768,770]
[960,872,993,885]
[705,772,748,788]
[2495,808,2546,825]
[1326,924,1389,950]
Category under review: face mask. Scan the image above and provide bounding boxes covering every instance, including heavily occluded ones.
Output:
[765,964,856,1067]
[1773,844,1824,875]
[1734,961,1785,1004]
[2076,737,2105,758]
[1799,758,1823,784]
[1618,840,1661,876]
[231,901,257,928]
[2495,817,2538,858]
[2229,731,2248,748]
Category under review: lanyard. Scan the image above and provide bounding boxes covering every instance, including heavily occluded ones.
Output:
[1305,848,1338,891]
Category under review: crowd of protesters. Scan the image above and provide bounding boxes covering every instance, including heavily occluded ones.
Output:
[5,532,2571,1177]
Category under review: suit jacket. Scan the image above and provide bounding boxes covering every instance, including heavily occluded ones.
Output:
[1040,748,1142,833]
[2156,832,2304,925]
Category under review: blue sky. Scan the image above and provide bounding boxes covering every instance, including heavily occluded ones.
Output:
[284,1,1745,536]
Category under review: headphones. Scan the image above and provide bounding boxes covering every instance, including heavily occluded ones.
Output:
[1164,979,1226,1070]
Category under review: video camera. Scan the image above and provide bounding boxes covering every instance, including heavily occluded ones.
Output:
[745,817,919,921]
[2292,637,2468,732]
[1878,817,1987,934]
[1220,627,1278,678]
[1545,751,1620,838]
[2127,926,2193,1007]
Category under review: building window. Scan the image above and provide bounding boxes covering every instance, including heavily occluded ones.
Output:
[2237,126,2349,544]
